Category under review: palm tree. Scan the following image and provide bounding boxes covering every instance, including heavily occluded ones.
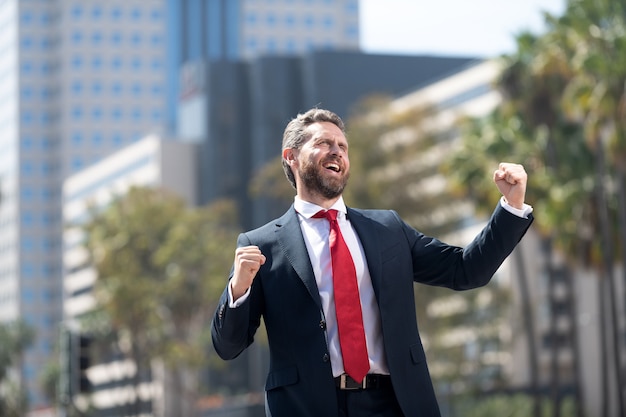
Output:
[544,0,626,413]
[448,24,602,415]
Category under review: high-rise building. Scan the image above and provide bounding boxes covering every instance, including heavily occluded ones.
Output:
[0,0,168,409]
[0,0,361,411]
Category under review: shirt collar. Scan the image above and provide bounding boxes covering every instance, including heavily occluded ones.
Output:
[294,196,347,219]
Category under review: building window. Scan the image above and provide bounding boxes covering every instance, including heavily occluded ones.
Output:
[71,5,83,19]
[111,56,122,70]
[247,38,258,52]
[131,82,142,96]
[111,32,122,45]
[131,7,142,20]
[131,56,142,70]
[112,132,122,145]
[345,25,358,38]
[21,187,34,203]
[266,13,277,26]
[150,8,162,21]
[41,137,55,151]
[304,15,315,28]
[151,108,162,122]
[71,157,84,171]
[91,56,103,70]
[21,211,34,226]
[91,31,103,45]
[21,11,33,25]
[40,111,54,126]
[91,81,103,95]
[71,132,83,146]
[266,38,277,52]
[286,39,296,52]
[91,6,103,20]
[91,107,103,121]
[111,107,122,120]
[92,133,103,146]
[41,86,55,100]
[70,55,82,69]
[40,61,53,76]
[21,111,34,124]
[40,36,53,50]
[150,58,162,71]
[111,82,122,95]
[21,136,34,150]
[71,30,83,44]
[21,238,34,252]
[150,83,162,96]
[71,106,83,120]
[111,7,122,20]
[21,86,34,100]
[21,61,34,74]
[285,14,295,27]
[21,36,34,49]
[130,32,142,46]
[131,108,142,121]
[71,80,83,95]
[323,15,334,28]
[150,33,163,47]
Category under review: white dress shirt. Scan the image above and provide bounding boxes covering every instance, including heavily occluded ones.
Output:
[293,196,389,377]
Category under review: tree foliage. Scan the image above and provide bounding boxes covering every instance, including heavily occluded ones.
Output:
[0,320,34,417]
[80,186,241,413]
[448,0,626,415]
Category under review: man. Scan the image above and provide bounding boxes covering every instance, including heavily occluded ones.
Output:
[212,108,533,416]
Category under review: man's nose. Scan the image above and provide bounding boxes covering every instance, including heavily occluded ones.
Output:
[329,142,342,155]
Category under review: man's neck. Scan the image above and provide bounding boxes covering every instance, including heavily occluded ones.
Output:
[296,192,341,209]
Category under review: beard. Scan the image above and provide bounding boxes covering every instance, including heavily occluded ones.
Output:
[298,157,349,200]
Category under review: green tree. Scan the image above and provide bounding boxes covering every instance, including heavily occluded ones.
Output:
[0,320,34,417]
[449,37,595,415]
[544,1,626,413]
[448,0,626,414]
[80,187,240,416]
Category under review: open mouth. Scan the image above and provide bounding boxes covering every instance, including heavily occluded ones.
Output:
[324,162,341,173]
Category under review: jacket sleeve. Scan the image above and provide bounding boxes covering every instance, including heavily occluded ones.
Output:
[405,203,533,290]
[211,233,264,360]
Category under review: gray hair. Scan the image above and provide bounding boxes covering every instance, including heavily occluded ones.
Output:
[281,108,345,189]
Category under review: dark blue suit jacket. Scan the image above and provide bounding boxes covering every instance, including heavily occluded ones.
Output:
[212,203,533,417]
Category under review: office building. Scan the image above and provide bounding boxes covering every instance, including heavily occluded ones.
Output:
[177,51,477,229]
[0,0,168,408]
[0,0,361,410]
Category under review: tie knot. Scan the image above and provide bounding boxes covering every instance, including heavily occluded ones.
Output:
[313,209,338,221]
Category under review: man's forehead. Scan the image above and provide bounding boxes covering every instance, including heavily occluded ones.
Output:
[306,121,346,139]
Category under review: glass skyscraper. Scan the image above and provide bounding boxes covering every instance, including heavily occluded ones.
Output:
[0,0,359,411]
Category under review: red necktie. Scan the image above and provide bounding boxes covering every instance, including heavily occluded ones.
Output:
[314,209,370,383]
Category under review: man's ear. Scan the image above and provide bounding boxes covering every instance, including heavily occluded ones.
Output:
[282,148,297,166]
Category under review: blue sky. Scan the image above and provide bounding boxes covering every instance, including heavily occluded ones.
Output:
[359,0,566,58]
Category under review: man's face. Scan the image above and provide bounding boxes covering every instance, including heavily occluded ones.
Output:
[290,121,350,201]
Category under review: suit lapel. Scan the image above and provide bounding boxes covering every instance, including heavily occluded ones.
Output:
[347,208,383,298]
[275,206,323,309]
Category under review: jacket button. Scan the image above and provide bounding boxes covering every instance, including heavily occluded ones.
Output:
[319,320,326,330]
[322,354,330,362]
